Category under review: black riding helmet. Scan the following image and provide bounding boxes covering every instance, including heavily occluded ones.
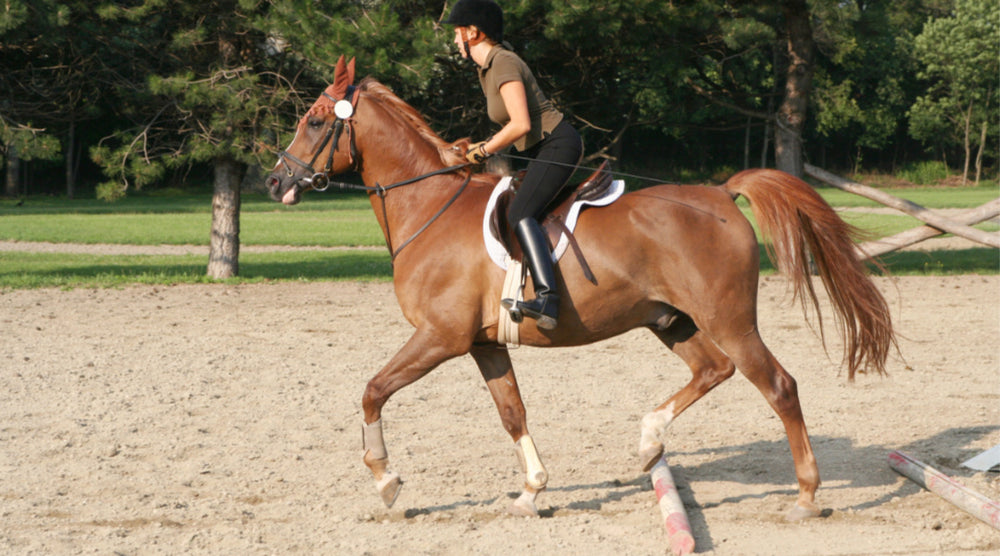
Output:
[445,0,504,43]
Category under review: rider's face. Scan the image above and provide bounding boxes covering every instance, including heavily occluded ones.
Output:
[453,27,468,58]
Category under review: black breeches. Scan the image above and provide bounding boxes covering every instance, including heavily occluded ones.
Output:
[506,119,583,225]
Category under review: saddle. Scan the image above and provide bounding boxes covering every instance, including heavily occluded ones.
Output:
[483,162,624,345]
[486,160,622,275]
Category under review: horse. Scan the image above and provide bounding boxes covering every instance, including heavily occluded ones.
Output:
[266,56,895,521]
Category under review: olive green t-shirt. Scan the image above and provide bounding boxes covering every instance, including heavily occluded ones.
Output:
[478,45,564,152]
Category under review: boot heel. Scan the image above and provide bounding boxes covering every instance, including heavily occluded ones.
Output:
[534,314,557,330]
[517,299,558,330]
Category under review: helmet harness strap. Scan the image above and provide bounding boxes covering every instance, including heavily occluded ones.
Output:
[459,26,488,61]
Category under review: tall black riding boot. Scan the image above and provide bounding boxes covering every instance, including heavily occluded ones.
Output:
[502,218,560,330]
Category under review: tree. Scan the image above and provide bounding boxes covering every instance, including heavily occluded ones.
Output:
[0,0,102,197]
[773,0,816,177]
[264,1,462,134]
[665,1,819,176]
[512,0,696,164]
[91,0,307,278]
[909,0,999,184]
[807,0,940,171]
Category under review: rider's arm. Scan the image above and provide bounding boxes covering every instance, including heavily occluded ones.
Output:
[482,80,530,155]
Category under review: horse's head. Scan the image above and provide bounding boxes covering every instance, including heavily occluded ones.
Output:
[267,55,360,205]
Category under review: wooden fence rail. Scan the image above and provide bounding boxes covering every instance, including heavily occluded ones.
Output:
[803,164,1000,259]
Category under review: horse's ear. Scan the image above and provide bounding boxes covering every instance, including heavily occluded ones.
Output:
[331,55,356,99]
[346,57,356,86]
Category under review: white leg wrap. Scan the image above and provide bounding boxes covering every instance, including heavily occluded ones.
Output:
[639,405,675,456]
[515,435,548,490]
[362,419,402,507]
[362,418,388,460]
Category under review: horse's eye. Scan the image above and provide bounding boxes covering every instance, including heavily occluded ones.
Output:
[307,116,324,129]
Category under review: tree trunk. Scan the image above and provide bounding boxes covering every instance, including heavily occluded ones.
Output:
[207,156,245,279]
[774,0,815,177]
[65,121,76,199]
[761,101,772,168]
[5,144,20,198]
[974,119,986,186]
[973,87,989,186]
[961,99,973,186]
[744,116,751,169]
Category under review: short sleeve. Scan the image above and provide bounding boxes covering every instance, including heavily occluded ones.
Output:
[490,51,525,89]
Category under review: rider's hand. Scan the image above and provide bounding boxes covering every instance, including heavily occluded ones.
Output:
[465,141,491,164]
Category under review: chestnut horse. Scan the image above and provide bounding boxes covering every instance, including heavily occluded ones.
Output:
[266,57,894,520]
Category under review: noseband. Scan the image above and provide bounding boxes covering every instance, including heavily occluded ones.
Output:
[279,86,361,191]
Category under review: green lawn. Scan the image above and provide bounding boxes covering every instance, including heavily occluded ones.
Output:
[0,184,996,288]
[0,191,380,246]
[0,250,392,288]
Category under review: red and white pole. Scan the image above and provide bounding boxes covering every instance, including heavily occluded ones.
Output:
[650,455,695,555]
[889,450,1000,531]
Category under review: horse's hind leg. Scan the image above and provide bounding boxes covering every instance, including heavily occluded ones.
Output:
[469,344,548,517]
[645,317,821,520]
[640,322,737,471]
[717,330,822,521]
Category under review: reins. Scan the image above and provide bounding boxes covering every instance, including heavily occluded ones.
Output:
[321,163,473,261]
[501,153,680,187]
[501,153,729,222]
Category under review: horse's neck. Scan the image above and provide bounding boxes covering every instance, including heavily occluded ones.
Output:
[357,102,454,191]
[356,117,463,248]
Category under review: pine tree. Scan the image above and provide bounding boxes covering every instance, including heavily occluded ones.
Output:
[91,0,308,278]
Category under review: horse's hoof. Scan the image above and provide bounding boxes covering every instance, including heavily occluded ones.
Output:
[508,491,540,517]
[785,501,821,521]
[639,443,665,472]
[376,470,402,508]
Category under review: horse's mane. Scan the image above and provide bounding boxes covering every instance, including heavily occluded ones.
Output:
[358,77,468,167]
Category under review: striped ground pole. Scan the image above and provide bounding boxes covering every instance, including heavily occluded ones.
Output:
[650,455,695,555]
[889,450,1000,531]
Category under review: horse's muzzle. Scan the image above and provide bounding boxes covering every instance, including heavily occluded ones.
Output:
[266,172,302,206]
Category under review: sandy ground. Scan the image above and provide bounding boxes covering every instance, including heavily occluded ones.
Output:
[1,270,998,554]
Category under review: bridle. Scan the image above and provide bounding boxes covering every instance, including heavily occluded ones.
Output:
[277,86,473,262]
[278,86,362,192]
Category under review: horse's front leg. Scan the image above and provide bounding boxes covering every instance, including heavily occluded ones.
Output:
[469,345,548,517]
[361,327,467,508]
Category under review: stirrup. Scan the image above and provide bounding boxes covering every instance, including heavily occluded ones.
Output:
[501,298,524,323]
[504,297,557,330]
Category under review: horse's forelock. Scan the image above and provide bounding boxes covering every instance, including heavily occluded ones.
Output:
[302,86,337,124]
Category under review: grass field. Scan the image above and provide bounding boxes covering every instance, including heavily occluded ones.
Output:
[1,183,997,288]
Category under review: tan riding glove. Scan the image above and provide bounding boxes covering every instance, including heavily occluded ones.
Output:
[465,141,491,164]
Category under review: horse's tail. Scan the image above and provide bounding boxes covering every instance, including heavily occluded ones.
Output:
[722,168,895,379]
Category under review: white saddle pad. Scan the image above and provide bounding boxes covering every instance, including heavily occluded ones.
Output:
[482,176,625,270]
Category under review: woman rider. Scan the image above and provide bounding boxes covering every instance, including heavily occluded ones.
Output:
[446,0,583,330]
